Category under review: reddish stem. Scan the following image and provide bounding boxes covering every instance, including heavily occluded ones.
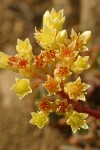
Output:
[59,91,100,119]
[34,73,47,81]
[31,79,42,89]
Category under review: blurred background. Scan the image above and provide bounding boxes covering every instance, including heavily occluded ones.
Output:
[0,0,100,150]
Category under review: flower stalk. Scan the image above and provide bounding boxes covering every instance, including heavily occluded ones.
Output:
[58,91,100,119]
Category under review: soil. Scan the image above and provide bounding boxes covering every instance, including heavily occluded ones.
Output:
[0,104,67,150]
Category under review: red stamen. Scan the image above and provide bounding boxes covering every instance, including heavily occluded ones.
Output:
[59,66,68,75]
[63,48,71,57]
[18,59,29,68]
[46,50,55,59]
[39,98,52,112]
[57,101,68,114]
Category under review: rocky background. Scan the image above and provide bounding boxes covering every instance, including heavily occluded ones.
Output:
[0,0,100,150]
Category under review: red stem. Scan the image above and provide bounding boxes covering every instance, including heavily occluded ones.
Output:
[59,91,100,119]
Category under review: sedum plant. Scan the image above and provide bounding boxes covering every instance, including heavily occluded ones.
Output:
[0,8,100,133]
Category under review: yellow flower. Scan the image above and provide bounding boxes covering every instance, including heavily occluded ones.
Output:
[41,50,56,63]
[38,96,53,114]
[11,78,32,100]
[0,39,33,74]
[56,41,78,66]
[66,111,89,133]
[54,65,72,82]
[16,38,33,62]
[71,55,90,74]
[43,75,61,95]
[0,52,19,72]
[64,77,90,101]
[34,26,57,50]
[29,111,49,129]
[34,54,47,69]
[54,99,70,115]
[43,8,65,32]
[70,29,91,51]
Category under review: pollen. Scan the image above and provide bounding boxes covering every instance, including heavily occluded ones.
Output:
[34,55,46,68]
[45,50,55,60]
[62,48,71,57]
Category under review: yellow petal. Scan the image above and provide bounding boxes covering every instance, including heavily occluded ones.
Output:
[70,28,78,40]
[56,30,68,45]
[80,31,91,44]
[43,10,50,26]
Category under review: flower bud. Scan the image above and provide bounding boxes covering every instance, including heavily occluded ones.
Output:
[56,30,68,45]
[43,8,65,32]
[80,31,91,44]
[16,38,33,62]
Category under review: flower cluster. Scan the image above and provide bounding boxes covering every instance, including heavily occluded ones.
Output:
[0,9,91,133]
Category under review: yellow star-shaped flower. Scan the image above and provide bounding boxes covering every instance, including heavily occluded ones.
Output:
[71,55,90,74]
[66,110,89,133]
[35,26,57,50]
[56,41,78,67]
[70,29,91,51]
[54,65,72,82]
[11,78,32,100]
[29,111,49,129]
[64,77,90,101]
[43,75,61,95]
